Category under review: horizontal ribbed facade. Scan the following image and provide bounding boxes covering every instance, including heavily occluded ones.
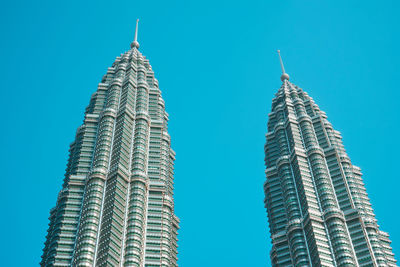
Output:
[41,41,179,267]
[264,79,396,266]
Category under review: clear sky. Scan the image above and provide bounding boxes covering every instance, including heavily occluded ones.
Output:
[1,0,400,266]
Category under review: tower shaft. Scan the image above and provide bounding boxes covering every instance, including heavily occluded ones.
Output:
[264,80,396,266]
[41,38,179,267]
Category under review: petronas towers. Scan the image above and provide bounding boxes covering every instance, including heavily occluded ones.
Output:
[41,21,179,266]
[41,21,396,267]
[263,52,396,266]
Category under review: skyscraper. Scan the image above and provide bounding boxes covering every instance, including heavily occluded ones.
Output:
[263,51,396,266]
[41,20,179,267]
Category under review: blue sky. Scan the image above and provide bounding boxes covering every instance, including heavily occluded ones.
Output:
[1,0,400,266]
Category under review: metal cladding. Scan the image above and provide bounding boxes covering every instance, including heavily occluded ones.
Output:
[41,31,179,266]
[264,79,396,266]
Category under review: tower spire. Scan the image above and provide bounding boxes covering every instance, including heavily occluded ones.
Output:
[131,19,140,49]
[277,50,290,81]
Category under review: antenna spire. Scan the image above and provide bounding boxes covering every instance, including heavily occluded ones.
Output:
[131,19,140,49]
[277,50,290,81]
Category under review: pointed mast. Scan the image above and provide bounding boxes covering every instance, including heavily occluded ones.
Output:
[131,19,140,49]
[277,50,285,74]
[277,50,290,81]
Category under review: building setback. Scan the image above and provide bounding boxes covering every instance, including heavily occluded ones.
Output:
[41,20,179,267]
[263,51,396,266]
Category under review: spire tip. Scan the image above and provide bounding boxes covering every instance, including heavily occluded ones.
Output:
[131,19,140,49]
[277,50,289,82]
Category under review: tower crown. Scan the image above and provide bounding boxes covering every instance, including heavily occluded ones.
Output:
[131,19,140,49]
[264,69,397,266]
[41,24,180,267]
[277,50,290,81]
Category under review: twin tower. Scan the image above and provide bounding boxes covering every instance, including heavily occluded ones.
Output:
[41,21,396,266]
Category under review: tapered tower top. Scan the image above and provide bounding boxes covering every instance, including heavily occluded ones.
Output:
[277,50,290,82]
[131,19,140,49]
